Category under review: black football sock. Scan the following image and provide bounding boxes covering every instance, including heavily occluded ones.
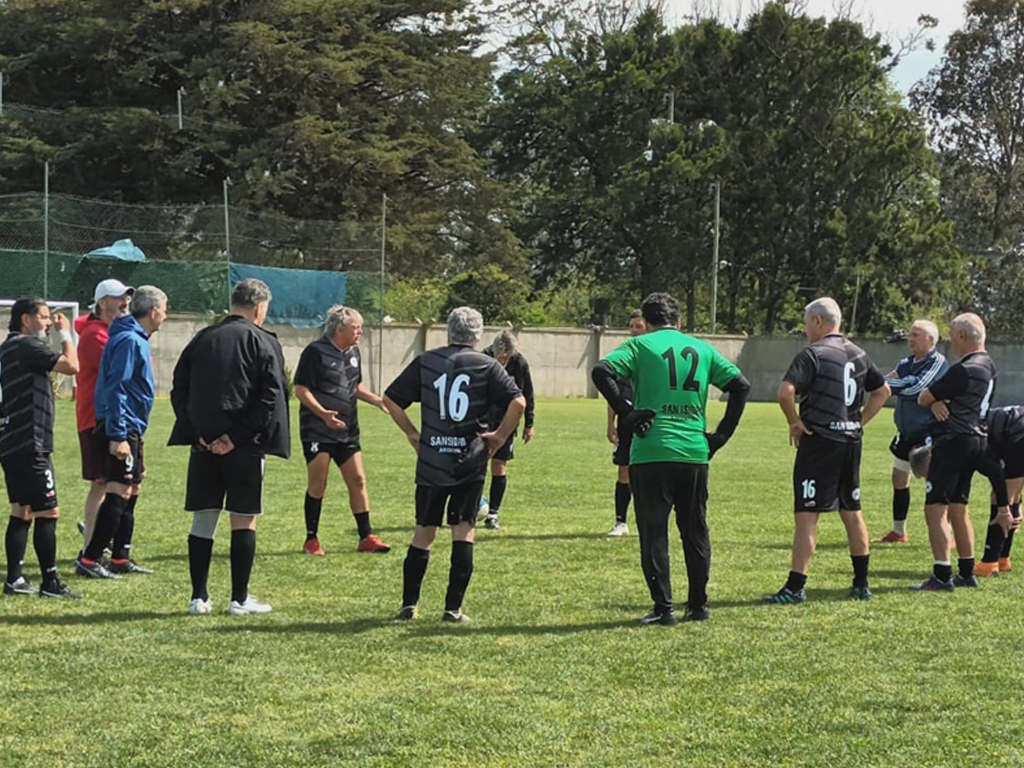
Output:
[84,493,127,562]
[785,570,807,593]
[489,475,507,515]
[445,541,474,613]
[958,557,975,579]
[5,517,30,584]
[933,562,953,582]
[851,555,869,588]
[892,487,910,534]
[402,545,430,607]
[1001,503,1020,558]
[304,493,322,540]
[188,534,214,601]
[32,517,58,585]
[982,504,1004,563]
[354,511,373,539]
[230,529,256,604]
[111,495,137,561]
[614,482,631,524]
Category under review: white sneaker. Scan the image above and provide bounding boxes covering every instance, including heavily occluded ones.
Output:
[228,596,273,615]
[189,598,213,615]
[608,522,629,537]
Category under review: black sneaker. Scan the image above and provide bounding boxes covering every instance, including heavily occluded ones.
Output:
[75,558,122,580]
[952,573,979,588]
[682,605,710,622]
[849,585,872,601]
[639,610,678,626]
[910,576,954,592]
[108,559,154,575]
[40,580,83,599]
[442,610,470,623]
[763,586,806,604]
[3,576,34,596]
[396,605,418,620]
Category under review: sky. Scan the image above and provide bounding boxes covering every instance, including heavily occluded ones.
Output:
[663,0,970,92]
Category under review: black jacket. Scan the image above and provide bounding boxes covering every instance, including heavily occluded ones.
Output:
[168,315,291,458]
[482,346,535,429]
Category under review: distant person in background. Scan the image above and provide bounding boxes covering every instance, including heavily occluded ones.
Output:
[874,320,947,544]
[1,297,81,598]
[480,330,534,531]
[76,286,168,579]
[294,304,390,556]
[606,310,647,537]
[74,279,133,555]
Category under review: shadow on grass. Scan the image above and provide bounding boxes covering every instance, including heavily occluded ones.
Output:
[476,532,611,542]
[759,541,853,552]
[211,617,391,635]
[0,611,180,626]
[210,617,638,636]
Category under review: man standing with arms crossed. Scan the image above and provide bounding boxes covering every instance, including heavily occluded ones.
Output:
[170,279,290,615]
[76,287,168,579]
[592,292,750,625]
[767,297,890,604]
[294,304,390,556]
[1,298,81,598]
[75,279,133,553]
[875,320,947,543]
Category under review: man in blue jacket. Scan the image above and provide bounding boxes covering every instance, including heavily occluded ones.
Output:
[874,320,948,544]
[76,286,168,579]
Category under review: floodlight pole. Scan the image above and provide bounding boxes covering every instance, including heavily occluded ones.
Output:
[378,193,387,391]
[43,161,50,298]
[711,180,721,335]
[177,87,184,130]
[0,72,4,116]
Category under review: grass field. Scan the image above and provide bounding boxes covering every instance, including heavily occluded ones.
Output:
[2,397,1023,768]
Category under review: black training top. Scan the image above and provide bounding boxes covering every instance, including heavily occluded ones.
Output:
[928,351,996,441]
[0,332,61,456]
[295,337,362,444]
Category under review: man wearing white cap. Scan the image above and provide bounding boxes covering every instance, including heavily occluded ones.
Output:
[74,279,133,553]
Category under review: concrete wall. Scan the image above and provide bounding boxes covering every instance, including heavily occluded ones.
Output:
[142,316,1024,405]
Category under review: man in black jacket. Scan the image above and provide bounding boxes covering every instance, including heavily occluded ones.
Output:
[169,279,291,616]
[480,330,534,530]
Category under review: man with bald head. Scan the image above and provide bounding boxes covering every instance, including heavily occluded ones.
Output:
[913,312,1011,591]
[875,320,948,543]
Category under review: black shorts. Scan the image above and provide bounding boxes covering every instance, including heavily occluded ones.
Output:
[613,426,634,467]
[999,439,1024,480]
[414,481,485,528]
[302,440,360,467]
[926,435,985,506]
[792,434,862,513]
[492,435,514,462]
[185,447,265,515]
[103,430,145,486]
[1,453,58,512]
[889,432,930,463]
[79,428,107,481]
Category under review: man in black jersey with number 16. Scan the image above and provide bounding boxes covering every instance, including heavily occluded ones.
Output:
[383,307,526,623]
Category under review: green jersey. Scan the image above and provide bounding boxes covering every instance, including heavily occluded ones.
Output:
[603,328,741,465]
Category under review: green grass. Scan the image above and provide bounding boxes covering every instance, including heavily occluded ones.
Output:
[2,398,1024,768]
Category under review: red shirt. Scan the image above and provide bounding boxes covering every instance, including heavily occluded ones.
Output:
[75,314,110,432]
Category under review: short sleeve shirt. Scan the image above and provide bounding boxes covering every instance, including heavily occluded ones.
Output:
[0,332,62,456]
[603,328,741,464]
[294,338,362,444]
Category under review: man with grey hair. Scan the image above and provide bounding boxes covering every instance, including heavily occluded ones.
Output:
[480,329,535,530]
[913,312,1010,591]
[874,320,948,544]
[383,306,526,622]
[77,286,168,578]
[170,278,290,615]
[294,304,390,556]
[767,297,890,603]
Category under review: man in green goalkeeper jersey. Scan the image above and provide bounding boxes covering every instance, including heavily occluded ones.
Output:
[592,292,750,625]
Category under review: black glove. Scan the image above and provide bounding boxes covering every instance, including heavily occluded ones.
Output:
[706,431,728,459]
[620,409,656,438]
[453,436,489,480]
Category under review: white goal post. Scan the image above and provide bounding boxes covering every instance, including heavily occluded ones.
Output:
[0,298,81,397]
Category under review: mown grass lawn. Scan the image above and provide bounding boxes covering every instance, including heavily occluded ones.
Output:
[1,398,1022,768]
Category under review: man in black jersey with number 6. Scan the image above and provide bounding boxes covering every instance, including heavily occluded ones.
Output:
[383,307,526,623]
[913,312,1012,591]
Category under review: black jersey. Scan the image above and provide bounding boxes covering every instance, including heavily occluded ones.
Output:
[928,351,996,440]
[783,333,886,443]
[986,406,1024,457]
[294,338,361,443]
[385,344,521,487]
[0,332,61,456]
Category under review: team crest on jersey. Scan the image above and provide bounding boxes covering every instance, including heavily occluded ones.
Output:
[925,481,933,493]
[852,488,860,502]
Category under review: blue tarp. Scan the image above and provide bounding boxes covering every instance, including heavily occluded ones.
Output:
[87,238,147,262]
[228,263,347,328]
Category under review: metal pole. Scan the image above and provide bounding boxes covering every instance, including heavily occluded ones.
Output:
[0,72,4,116]
[850,269,863,336]
[177,87,184,130]
[43,161,50,298]
[711,180,721,334]
[668,90,674,123]
[378,193,387,392]
[223,178,231,310]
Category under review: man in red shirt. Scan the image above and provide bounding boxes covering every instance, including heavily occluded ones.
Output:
[75,279,133,551]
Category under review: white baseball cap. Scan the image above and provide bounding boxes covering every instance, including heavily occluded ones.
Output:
[93,279,134,304]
